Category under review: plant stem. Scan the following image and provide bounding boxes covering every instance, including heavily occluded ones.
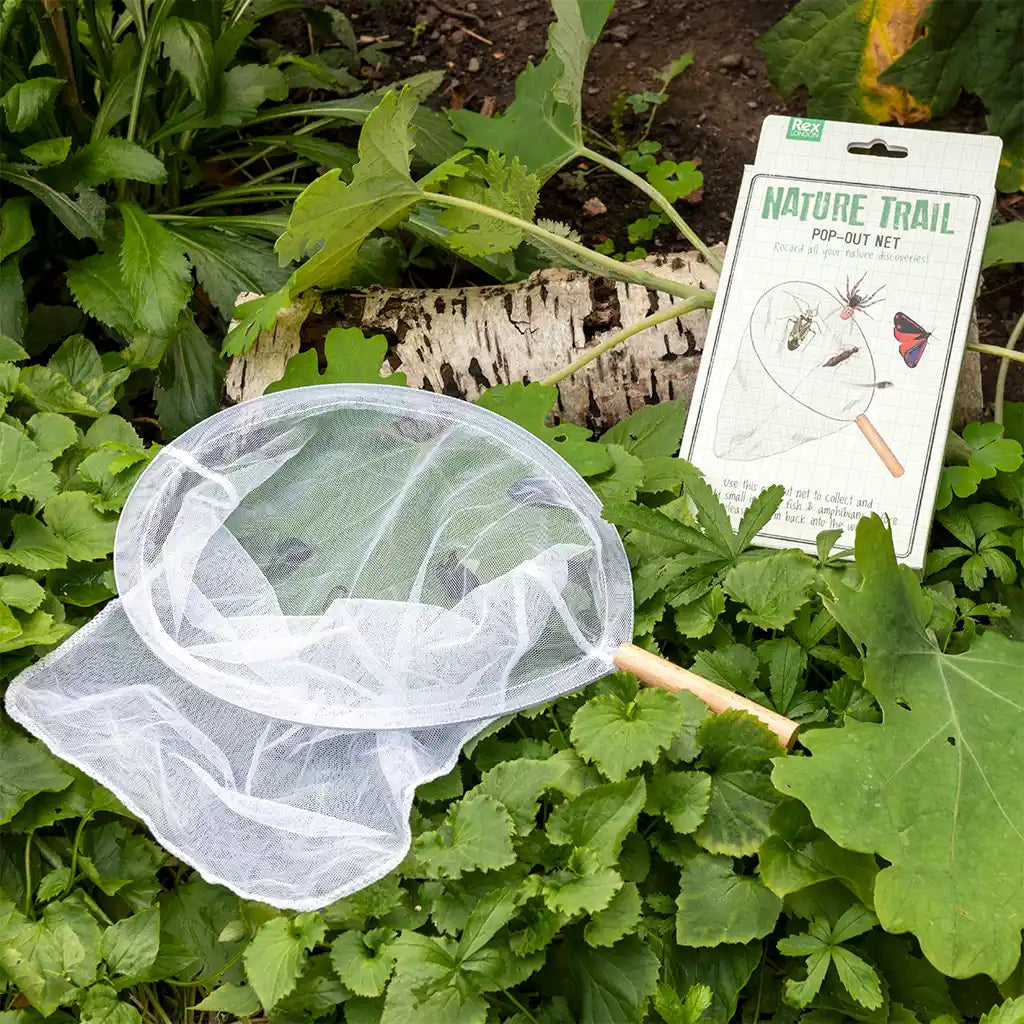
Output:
[126,0,174,143]
[32,836,114,925]
[579,145,722,272]
[966,342,1024,367]
[540,295,713,386]
[23,835,33,918]
[427,192,712,302]
[992,310,1024,426]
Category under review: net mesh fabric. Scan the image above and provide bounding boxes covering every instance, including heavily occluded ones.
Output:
[716,281,877,460]
[6,385,633,909]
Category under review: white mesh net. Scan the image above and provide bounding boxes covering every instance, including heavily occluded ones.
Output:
[6,384,633,908]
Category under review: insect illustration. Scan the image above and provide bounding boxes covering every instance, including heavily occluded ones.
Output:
[780,295,819,351]
[834,273,884,320]
[893,312,933,368]
[854,380,894,389]
[822,346,859,367]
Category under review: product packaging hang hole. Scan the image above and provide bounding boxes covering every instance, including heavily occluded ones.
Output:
[680,115,1001,569]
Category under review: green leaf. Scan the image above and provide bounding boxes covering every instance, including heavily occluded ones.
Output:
[543,850,622,916]
[0,167,105,240]
[267,325,406,393]
[570,687,686,781]
[549,934,659,1024]
[475,382,612,477]
[277,90,423,292]
[722,549,818,629]
[0,574,44,612]
[330,930,395,997]
[45,491,116,561]
[457,887,520,960]
[100,907,160,979]
[193,984,261,1016]
[161,17,214,103]
[773,514,1024,981]
[415,794,516,879]
[583,881,642,947]
[546,777,646,866]
[117,202,192,336]
[694,711,783,857]
[65,250,134,338]
[243,913,324,1011]
[981,997,1024,1024]
[21,137,72,166]
[881,0,1023,142]
[673,586,726,639]
[0,728,72,825]
[1,77,62,131]
[18,334,129,416]
[26,413,78,461]
[599,400,687,458]
[735,485,786,551]
[172,225,290,320]
[220,283,295,357]
[0,514,67,570]
[0,894,102,1015]
[0,197,34,261]
[210,64,289,126]
[0,335,28,361]
[646,770,711,835]
[0,423,57,502]
[831,947,883,1009]
[158,876,245,981]
[675,853,782,946]
[449,0,614,181]
[80,983,142,1024]
[784,948,830,1008]
[154,319,224,438]
[983,222,1024,269]
[661,943,761,1024]
[962,421,1023,479]
[62,139,167,188]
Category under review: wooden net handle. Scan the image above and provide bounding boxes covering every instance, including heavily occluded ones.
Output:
[613,642,800,749]
[855,414,905,477]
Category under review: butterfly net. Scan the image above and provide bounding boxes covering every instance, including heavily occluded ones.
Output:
[6,385,632,908]
[715,281,879,460]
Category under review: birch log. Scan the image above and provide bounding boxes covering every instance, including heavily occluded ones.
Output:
[225,249,984,430]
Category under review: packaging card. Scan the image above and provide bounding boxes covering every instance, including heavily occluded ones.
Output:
[680,116,1002,567]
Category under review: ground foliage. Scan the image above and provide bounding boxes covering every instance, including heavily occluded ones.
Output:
[3,326,1024,1022]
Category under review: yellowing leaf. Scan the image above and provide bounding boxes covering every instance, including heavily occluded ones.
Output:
[758,0,932,124]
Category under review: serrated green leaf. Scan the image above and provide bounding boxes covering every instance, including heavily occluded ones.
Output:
[26,413,78,461]
[736,485,786,551]
[784,948,830,1008]
[210,64,289,126]
[21,137,72,167]
[80,983,142,1024]
[100,907,160,979]
[415,794,516,879]
[476,382,612,477]
[117,202,191,336]
[831,947,883,1009]
[646,770,711,835]
[694,711,783,857]
[193,984,261,1016]
[543,851,622,917]
[1,77,62,131]
[673,585,725,638]
[44,491,116,561]
[172,225,290,320]
[330,929,395,997]
[583,881,642,947]
[546,777,646,866]
[773,513,1024,981]
[0,422,57,502]
[0,168,105,240]
[243,914,322,1011]
[676,853,781,947]
[278,90,422,292]
[0,197,34,261]
[723,549,818,629]
[35,867,71,903]
[154,319,224,438]
[0,514,67,570]
[570,687,686,781]
[981,996,1024,1024]
[0,574,44,612]
[65,250,134,338]
[0,728,73,825]
[267,325,406,393]
[161,16,214,103]
[78,822,165,905]
[18,335,129,416]
[62,138,167,188]
[158,876,245,982]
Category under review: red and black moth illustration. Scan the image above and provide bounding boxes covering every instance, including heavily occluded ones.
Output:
[834,273,884,320]
[893,312,933,368]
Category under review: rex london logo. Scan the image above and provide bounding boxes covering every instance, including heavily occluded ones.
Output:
[786,117,825,141]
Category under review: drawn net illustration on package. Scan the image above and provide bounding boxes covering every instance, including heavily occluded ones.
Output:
[682,116,1001,568]
[6,385,797,910]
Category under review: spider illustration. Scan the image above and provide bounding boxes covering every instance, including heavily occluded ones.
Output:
[834,273,884,320]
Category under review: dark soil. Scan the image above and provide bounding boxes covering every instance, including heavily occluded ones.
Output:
[275,0,1024,406]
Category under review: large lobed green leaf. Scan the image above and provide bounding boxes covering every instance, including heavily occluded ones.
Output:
[774,514,1024,981]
